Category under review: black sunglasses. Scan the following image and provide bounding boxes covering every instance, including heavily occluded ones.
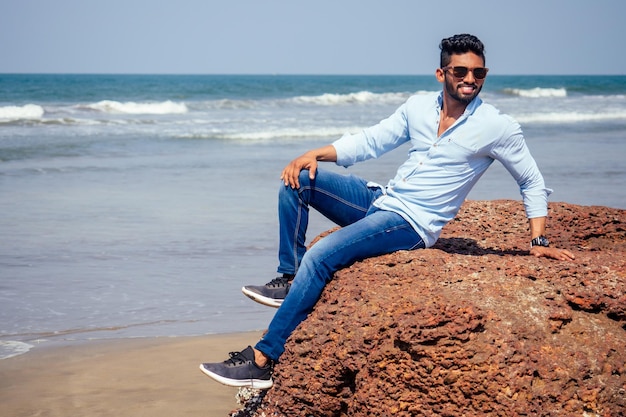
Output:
[442,66,489,80]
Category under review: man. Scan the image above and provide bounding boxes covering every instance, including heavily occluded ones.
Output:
[200,34,575,389]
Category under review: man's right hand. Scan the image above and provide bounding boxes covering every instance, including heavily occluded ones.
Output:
[280,145,337,189]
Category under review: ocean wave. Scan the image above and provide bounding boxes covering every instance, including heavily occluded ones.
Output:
[179,125,367,141]
[290,90,418,106]
[84,100,188,115]
[0,104,45,121]
[502,87,568,98]
[516,110,626,124]
[200,99,257,110]
[187,91,417,112]
[0,116,136,127]
[0,341,33,360]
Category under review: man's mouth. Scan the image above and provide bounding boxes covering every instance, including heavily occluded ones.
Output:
[459,84,476,95]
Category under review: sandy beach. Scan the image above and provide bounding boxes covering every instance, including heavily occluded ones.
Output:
[0,331,264,417]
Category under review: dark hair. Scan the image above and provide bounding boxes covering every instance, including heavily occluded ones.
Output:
[439,34,486,68]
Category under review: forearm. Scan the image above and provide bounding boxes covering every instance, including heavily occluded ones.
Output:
[529,216,547,239]
[304,144,337,163]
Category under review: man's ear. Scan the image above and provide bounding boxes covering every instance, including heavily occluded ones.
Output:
[435,68,445,83]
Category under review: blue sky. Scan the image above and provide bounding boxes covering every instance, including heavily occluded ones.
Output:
[1,0,624,75]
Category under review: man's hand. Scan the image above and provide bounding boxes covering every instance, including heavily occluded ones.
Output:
[280,153,319,189]
[527,217,575,261]
[280,145,338,189]
[530,246,576,261]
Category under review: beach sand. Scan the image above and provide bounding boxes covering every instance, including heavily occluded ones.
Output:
[0,331,264,417]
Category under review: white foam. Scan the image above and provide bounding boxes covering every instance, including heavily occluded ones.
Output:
[0,104,45,120]
[86,100,188,115]
[291,90,416,106]
[181,125,367,141]
[503,87,568,98]
[189,90,430,112]
[0,341,33,360]
[516,110,626,124]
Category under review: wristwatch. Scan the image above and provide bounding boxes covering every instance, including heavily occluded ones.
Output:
[530,235,550,248]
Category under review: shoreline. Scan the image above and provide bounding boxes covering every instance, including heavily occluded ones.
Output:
[0,331,265,417]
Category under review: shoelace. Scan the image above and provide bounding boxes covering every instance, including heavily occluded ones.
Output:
[227,350,273,373]
[227,351,249,366]
[266,276,290,287]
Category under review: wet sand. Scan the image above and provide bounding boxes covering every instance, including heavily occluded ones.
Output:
[0,331,264,417]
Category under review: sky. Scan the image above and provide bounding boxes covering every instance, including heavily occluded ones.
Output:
[1,0,624,75]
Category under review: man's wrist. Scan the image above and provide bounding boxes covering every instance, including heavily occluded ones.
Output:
[530,235,550,248]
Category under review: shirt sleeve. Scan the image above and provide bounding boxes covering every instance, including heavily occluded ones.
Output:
[333,102,411,167]
[489,122,552,218]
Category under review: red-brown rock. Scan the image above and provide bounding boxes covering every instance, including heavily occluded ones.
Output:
[247,201,626,416]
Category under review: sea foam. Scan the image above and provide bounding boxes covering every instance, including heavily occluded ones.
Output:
[86,100,188,115]
[291,90,415,106]
[516,110,626,124]
[0,341,33,360]
[180,125,367,141]
[503,87,568,98]
[0,104,45,121]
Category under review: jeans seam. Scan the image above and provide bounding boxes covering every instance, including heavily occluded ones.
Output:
[299,186,370,214]
[292,198,303,273]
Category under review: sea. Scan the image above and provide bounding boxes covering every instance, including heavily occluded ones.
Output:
[1,74,625,359]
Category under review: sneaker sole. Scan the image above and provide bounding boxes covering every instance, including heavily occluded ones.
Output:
[199,364,273,389]
[241,286,283,308]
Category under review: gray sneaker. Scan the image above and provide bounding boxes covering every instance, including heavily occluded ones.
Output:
[241,274,293,308]
[199,346,273,389]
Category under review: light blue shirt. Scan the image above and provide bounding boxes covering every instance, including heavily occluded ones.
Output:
[332,91,552,247]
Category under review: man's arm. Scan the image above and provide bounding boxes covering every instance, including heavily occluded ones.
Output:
[280,144,337,189]
[528,216,576,261]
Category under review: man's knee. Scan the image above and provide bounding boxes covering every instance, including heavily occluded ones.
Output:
[278,170,314,194]
[278,173,309,209]
[298,170,314,188]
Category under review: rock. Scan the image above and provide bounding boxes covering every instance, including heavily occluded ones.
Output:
[247,201,626,417]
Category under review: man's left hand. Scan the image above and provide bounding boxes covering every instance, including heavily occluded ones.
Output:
[530,246,576,261]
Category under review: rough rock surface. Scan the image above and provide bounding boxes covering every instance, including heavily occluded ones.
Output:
[250,201,626,417]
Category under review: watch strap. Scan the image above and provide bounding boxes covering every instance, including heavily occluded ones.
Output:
[530,235,550,248]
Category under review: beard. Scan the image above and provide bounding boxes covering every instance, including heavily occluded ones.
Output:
[445,78,482,104]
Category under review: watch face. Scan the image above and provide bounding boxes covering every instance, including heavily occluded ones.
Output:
[532,236,550,247]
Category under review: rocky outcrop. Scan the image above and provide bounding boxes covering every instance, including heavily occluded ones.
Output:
[244,201,626,416]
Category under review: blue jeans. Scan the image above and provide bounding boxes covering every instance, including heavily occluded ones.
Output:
[255,169,425,361]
